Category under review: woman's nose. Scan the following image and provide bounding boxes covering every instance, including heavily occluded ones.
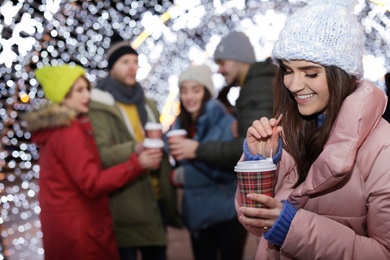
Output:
[285,75,305,93]
[85,91,91,100]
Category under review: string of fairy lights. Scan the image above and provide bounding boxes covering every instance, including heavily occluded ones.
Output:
[0,0,389,259]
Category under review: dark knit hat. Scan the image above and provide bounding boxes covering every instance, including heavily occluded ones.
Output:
[106,32,138,70]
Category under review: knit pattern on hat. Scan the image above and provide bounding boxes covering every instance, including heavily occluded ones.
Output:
[272,0,364,79]
[35,64,86,104]
[178,64,215,96]
[214,31,256,64]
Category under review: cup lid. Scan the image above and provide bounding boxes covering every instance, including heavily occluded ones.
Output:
[145,122,162,130]
[143,138,164,148]
[166,129,187,137]
[234,158,276,172]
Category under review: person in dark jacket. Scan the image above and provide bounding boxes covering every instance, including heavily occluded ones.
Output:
[24,64,161,260]
[171,31,276,170]
[166,64,247,260]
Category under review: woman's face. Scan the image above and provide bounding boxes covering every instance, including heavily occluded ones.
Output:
[179,80,205,119]
[61,77,91,114]
[282,60,329,116]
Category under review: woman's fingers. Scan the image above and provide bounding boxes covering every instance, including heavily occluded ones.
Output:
[238,194,283,227]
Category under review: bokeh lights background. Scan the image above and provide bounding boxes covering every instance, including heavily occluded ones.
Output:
[0,0,389,259]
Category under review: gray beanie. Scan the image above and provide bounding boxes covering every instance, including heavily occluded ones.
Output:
[272,0,364,79]
[178,65,215,96]
[214,31,256,64]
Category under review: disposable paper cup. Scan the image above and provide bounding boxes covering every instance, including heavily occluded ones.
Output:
[234,159,277,208]
[143,138,164,170]
[145,122,163,139]
[166,129,187,141]
[143,138,164,149]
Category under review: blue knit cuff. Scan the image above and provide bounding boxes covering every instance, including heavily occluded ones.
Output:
[243,138,282,164]
[263,200,297,247]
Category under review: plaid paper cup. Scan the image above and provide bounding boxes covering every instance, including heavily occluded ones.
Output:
[235,159,276,208]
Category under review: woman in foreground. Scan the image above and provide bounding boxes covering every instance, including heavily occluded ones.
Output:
[236,0,390,259]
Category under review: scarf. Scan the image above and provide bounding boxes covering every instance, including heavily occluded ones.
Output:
[96,76,148,126]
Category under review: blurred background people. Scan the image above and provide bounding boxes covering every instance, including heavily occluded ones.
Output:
[166,64,247,260]
[24,64,157,260]
[217,85,238,118]
[88,33,182,260]
[173,31,276,170]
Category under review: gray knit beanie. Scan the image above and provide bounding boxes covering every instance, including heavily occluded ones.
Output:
[214,31,256,64]
[178,65,215,96]
[272,0,364,79]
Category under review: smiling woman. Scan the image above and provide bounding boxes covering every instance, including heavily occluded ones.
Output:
[165,64,248,260]
[237,0,390,259]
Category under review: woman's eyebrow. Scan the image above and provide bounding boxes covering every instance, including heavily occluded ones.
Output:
[297,65,322,70]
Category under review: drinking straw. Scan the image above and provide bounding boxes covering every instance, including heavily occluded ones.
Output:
[269,114,283,159]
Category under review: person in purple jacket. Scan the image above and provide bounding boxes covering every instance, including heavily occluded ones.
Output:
[236,0,390,259]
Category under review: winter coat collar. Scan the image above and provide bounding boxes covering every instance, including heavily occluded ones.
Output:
[288,80,387,209]
[91,88,116,106]
[24,104,77,132]
[23,104,88,146]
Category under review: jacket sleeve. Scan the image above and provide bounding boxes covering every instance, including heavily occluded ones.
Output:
[54,125,144,198]
[89,108,136,168]
[184,158,236,183]
[196,137,244,170]
[277,145,390,259]
[236,74,274,137]
[283,173,390,260]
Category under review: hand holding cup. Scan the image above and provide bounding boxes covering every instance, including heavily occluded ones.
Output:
[141,138,164,170]
[235,158,277,208]
[166,129,192,160]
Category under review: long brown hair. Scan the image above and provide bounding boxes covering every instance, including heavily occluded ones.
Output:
[273,63,358,187]
[178,87,212,135]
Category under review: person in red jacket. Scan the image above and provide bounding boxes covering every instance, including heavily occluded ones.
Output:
[24,64,163,260]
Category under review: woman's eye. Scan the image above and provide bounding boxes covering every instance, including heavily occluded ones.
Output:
[306,73,318,78]
[281,66,292,75]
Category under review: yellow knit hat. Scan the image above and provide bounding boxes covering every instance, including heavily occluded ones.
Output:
[35,64,86,104]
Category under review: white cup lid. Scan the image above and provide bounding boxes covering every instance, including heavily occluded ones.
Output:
[145,122,162,130]
[234,158,276,172]
[143,138,164,148]
[166,129,187,137]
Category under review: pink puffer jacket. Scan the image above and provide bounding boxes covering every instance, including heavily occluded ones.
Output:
[236,81,390,259]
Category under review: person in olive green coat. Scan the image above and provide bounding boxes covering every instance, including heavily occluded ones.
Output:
[88,33,182,260]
